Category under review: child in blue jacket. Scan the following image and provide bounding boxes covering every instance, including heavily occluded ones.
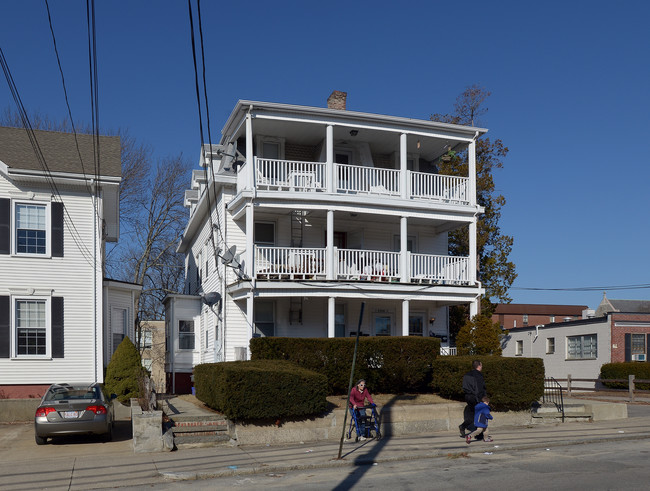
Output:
[466,395,493,443]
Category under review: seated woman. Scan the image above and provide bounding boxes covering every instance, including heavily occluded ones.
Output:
[349,379,375,440]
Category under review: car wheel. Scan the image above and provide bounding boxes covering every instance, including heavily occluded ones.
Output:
[35,435,47,445]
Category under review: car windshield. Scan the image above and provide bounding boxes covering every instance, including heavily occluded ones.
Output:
[44,385,100,401]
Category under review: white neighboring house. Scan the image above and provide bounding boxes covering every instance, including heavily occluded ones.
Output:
[0,126,138,399]
[165,92,486,394]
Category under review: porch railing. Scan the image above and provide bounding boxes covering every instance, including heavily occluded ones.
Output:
[249,158,470,204]
[254,246,471,285]
[410,254,470,285]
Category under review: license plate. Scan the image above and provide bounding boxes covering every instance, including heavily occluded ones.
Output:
[63,411,79,419]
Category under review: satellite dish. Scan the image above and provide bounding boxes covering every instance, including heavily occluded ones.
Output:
[221,245,237,265]
[201,292,221,307]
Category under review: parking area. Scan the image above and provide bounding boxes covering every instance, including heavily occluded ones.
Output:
[0,418,133,462]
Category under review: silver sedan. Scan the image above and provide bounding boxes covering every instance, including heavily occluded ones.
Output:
[34,383,115,445]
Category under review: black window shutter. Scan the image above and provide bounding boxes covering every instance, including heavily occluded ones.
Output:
[51,202,64,257]
[0,296,9,358]
[624,333,631,362]
[52,297,64,358]
[0,198,9,255]
[647,334,650,362]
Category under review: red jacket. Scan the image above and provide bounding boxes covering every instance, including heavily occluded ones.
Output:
[349,386,374,408]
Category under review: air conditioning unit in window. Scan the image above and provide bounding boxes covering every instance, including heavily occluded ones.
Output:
[632,354,646,361]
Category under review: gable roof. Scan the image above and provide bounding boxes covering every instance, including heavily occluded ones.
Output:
[595,292,650,317]
[493,303,588,316]
[0,126,121,178]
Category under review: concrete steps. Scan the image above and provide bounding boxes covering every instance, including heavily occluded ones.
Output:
[532,403,593,423]
[169,414,233,448]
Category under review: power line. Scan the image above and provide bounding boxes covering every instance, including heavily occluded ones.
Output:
[512,284,650,292]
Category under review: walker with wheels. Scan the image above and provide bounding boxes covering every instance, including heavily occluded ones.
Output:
[347,404,381,442]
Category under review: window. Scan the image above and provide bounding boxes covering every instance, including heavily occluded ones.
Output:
[408,314,425,336]
[335,304,345,337]
[256,136,285,160]
[15,299,47,355]
[522,314,529,327]
[142,329,153,349]
[254,301,275,337]
[15,203,47,254]
[393,235,417,253]
[549,315,555,323]
[179,320,195,350]
[373,313,393,336]
[631,334,646,354]
[112,308,127,355]
[546,337,555,354]
[142,358,153,371]
[515,340,523,356]
[254,222,275,245]
[567,334,597,359]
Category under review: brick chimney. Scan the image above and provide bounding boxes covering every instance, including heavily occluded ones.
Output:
[327,90,347,110]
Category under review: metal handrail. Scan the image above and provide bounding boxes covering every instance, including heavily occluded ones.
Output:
[542,377,565,422]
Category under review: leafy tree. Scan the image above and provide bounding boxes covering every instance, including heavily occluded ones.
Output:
[455,314,502,356]
[431,85,517,337]
[104,336,148,404]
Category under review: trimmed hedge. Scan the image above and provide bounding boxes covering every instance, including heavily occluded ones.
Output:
[250,336,440,395]
[193,360,328,420]
[600,363,650,390]
[430,356,544,411]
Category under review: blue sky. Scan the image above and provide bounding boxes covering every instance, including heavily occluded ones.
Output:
[1,0,649,310]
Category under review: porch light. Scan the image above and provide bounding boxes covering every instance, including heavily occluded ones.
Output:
[349,129,358,136]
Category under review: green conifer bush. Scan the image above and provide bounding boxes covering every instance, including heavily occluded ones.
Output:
[104,336,148,404]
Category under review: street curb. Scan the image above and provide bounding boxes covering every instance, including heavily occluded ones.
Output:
[159,430,650,481]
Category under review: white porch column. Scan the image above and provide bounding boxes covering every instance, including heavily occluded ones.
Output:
[468,138,477,207]
[246,293,254,359]
[469,216,477,285]
[400,216,408,282]
[326,209,334,280]
[326,125,334,193]
[402,299,410,336]
[246,203,254,280]
[328,297,335,338]
[400,133,408,199]
[246,111,254,191]
[469,297,479,319]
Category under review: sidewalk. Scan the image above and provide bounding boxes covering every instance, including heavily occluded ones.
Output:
[2,398,650,490]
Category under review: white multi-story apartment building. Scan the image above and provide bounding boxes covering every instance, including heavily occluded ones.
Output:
[165,92,486,394]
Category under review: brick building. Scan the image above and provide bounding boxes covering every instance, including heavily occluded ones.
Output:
[492,303,589,330]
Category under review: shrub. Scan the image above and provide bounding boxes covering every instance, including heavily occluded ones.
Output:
[104,336,148,404]
[250,336,440,395]
[600,363,650,390]
[430,356,544,411]
[193,360,328,420]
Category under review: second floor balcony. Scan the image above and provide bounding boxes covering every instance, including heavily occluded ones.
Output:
[255,246,472,286]
[242,158,470,205]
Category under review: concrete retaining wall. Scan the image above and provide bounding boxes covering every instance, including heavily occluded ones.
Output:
[131,398,165,453]
[233,402,535,445]
[0,399,40,423]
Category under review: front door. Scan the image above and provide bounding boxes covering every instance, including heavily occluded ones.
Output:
[373,312,393,336]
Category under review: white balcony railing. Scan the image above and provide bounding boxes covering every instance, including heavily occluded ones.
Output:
[250,158,470,204]
[410,254,470,285]
[254,246,471,285]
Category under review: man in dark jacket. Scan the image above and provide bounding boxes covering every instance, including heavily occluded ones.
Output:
[459,359,486,438]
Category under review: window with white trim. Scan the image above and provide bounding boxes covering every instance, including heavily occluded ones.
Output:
[142,329,153,349]
[179,320,195,350]
[567,334,597,359]
[631,334,646,355]
[515,340,523,356]
[15,203,48,255]
[254,222,275,245]
[546,337,555,354]
[15,298,49,356]
[522,314,529,327]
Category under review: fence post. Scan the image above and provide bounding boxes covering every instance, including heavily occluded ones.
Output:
[567,374,572,397]
[629,374,635,402]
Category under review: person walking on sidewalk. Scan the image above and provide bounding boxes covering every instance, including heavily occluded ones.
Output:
[459,359,486,439]
[466,395,493,443]
[349,379,375,441]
